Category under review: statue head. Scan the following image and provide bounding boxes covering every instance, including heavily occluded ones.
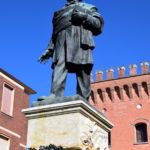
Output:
[67,0,82,2]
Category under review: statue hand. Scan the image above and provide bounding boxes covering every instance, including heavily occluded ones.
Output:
[38,50,52,64]
[72,10,87,22]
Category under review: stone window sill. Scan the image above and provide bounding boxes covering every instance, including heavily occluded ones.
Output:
[1,111,13,118]
[134,142,149,145]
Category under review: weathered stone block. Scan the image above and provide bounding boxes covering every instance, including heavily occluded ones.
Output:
[22,100,113,150]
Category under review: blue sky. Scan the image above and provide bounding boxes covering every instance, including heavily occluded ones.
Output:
[0,0,150,104]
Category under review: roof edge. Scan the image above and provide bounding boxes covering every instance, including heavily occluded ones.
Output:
[0,68,36,95]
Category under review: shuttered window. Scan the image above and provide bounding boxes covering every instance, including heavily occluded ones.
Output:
[1,83,14,116]
[0,135,10,150]
[136,123,148,143]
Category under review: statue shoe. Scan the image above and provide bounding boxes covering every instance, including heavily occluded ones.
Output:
[38,94,57,106]
[37,96,48,101]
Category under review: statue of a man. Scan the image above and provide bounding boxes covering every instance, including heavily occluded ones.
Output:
[33,0,104,106]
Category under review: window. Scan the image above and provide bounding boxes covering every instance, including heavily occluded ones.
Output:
[135,123,148,143]
[1,83,14,116]
[0,135,10,150]
[108,132,111,146]
[97,89,104,102]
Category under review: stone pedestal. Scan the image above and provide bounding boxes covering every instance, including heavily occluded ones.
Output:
[22,100,113,150]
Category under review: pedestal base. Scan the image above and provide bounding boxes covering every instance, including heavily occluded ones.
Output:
[23,100,113,150]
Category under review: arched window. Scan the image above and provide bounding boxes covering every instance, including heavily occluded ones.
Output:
[90,91,95,104]
[142,82,149,96]
[97,89,104,102]
[135,123,148,143]
[123,85,130,98]
[114,86,121,99]
[106,88,112,101]
[133,83,139,97]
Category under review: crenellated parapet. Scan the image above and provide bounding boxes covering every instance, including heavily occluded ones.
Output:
[91,61,149,82]
[90,62,150,105]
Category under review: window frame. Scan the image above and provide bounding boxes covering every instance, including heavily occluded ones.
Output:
[135,123,148,144]
[0,134,10,150]
[1,82,15,116]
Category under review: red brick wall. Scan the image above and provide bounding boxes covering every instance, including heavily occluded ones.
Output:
[90,64,150,150]
[0,75,29,150]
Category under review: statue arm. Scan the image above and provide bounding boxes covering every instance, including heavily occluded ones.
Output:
[38,38,54,63]
[72,5,104,36]
[83,7,104,35]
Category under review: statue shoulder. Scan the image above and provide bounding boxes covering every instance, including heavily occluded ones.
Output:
[53,5,67,16]
[53,4,75,17]
[78,2,98,11]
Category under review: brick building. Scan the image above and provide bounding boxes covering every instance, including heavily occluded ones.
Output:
[0,68,36,150]
[90,62,150,150]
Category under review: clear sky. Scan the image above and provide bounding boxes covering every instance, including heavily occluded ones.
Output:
[0,0,150,104]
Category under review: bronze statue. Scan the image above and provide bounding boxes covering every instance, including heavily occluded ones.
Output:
[32,0,104,106]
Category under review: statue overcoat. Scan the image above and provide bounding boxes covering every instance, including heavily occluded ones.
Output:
[47,2,104,72]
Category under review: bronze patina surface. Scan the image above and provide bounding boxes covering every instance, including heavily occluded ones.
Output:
[33,0,104,106]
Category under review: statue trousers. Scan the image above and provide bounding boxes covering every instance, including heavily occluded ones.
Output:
[50,35,91,100]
